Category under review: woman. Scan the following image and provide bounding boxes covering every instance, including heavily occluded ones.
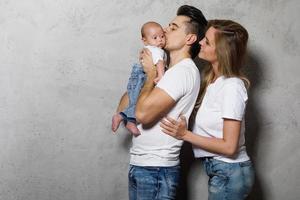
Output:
[160,20,255,200]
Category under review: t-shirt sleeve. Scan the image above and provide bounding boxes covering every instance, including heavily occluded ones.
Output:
[156,67,188,101]
[221,81,248,121]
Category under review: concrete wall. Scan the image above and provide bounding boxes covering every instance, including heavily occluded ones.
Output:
[0,0,299,199]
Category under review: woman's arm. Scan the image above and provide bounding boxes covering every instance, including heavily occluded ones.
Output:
[160,116,241,157]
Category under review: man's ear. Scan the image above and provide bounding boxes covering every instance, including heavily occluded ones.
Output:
[186,34,197,45]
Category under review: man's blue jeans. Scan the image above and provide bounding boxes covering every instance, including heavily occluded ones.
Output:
[128,165,180,200]
[203,158,255,200]
[121,63,146,123]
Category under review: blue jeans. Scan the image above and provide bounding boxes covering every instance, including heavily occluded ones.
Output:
[203,158,255,200]
[128,165,180,200]
[121,63,146,123]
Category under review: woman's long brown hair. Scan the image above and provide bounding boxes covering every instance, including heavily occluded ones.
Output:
[189,20,250,130]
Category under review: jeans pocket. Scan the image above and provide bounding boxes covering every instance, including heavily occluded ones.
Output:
[206,160,230,194]
[128,165,135,179]
[208,171,229,193]
[241,161,255,194]
[165,166,180,197]
[166,170,180,186]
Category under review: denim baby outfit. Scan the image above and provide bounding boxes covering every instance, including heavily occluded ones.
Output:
[120,45,166,124]
[120,63,146,124]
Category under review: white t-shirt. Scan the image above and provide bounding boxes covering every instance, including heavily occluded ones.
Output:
[130,58,200,167]
[193,76,250,163]
[145,45,167,65]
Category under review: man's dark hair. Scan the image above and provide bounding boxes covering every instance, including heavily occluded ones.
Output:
[177,5,207,58]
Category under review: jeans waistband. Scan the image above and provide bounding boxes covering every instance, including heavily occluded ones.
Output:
[201,157,214,161]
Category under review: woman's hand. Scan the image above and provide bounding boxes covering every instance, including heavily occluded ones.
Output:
[140,48,156,75]
[160,115,188,140]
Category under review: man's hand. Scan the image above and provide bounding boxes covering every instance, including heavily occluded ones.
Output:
[140,48,157,77]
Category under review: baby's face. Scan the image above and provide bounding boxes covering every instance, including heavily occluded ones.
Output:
[143,26,166,48]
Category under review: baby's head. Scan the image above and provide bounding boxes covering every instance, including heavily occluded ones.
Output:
[141,21,166,48]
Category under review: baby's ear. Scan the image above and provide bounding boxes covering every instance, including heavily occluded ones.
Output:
[141,37,147,44]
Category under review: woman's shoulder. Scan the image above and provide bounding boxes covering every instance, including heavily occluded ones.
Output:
[222,77,247,98]
[223,77,246,89]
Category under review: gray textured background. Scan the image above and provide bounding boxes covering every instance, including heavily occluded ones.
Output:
[0,0,299,200]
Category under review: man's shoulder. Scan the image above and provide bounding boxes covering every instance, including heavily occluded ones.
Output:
[175,58,195,66]
[172,58,198,74]
[161,58,200,86]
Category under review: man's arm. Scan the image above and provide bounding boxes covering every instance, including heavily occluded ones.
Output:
[136,85,175,125]
[136,49,175,125]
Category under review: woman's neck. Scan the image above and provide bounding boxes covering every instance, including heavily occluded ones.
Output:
[212,62,221,82]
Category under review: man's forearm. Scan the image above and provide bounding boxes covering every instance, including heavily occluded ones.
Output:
[138,74,155,104]
[135,70,156,120]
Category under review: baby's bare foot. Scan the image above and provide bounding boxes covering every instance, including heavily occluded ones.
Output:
[111,113,123,132]
[126,121,141,137]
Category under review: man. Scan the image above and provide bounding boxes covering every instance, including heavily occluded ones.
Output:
[113,5,207,200]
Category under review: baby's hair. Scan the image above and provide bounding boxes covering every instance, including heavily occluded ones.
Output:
[141,21,163,37]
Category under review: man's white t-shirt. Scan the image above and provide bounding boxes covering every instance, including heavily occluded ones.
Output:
[130,58,200,167]
[193,76,250,163]
[145,45,167,65]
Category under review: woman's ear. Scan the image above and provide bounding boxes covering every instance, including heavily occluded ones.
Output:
[186,34,197,45]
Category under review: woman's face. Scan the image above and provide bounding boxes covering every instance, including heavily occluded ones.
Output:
[198,27,218,64]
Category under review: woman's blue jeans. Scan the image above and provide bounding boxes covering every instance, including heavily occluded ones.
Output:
[203,158,255,200]
[128,165,180,200]
[121,63,146,123]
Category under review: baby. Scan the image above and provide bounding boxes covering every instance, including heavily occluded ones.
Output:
[111,21,166,136]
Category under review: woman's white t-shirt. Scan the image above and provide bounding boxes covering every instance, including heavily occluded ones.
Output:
[193,76,250,163]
